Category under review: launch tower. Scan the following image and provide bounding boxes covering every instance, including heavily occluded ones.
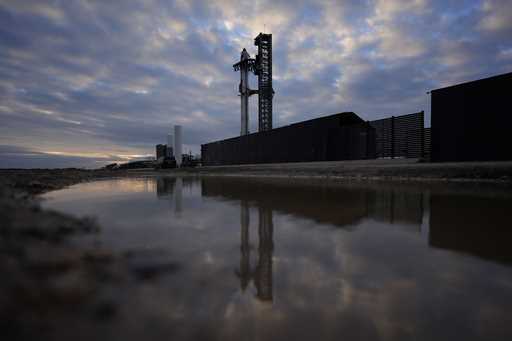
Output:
[233,33,274,135]
[254,33,273,132]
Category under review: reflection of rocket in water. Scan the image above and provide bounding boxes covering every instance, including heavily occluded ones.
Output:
[255,206,273,301]
[236,201,274,301]
[236,200,251,290]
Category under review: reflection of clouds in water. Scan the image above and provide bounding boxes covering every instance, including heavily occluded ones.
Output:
[236,200,251,291]
[175,177,182,214]
[43,177,158,202]
[205,178,512,340]
[41,177,512,340]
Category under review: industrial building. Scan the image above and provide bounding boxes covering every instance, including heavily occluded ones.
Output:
[201,108,429,166]
[155,144,167,159]
[431,72,512,162]
[155,125,183,167]
[202,112,376,166]
[167,133,174,158]
[174,125,183,167]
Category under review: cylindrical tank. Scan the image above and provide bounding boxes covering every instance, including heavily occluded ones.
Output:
[174,125,182,167]
[167,134,174,157]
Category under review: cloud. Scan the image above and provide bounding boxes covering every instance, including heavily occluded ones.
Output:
[0,0,510,168]
[0,145,109,169]
[479,0,512,31]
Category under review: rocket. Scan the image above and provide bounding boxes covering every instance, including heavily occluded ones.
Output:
[234,48,257,136]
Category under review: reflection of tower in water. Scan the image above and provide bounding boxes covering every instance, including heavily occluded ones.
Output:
[255,206,273,301]
[237,200,251,290]
[236,201,274,302]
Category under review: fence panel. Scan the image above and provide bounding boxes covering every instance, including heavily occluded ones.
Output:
[370,111,425,159]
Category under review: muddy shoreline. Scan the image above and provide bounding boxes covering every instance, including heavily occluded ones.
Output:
[177,159,512,184]
[0,169,140,340]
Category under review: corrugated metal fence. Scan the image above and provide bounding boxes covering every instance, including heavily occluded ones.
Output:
[202,113,375,166]
[423,127,431,160]
[369,111,428,159]
[201,111,431,166]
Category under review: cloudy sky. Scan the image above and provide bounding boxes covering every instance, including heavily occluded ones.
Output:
[1,0,511,168]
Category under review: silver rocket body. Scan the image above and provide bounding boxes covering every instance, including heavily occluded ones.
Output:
[240,49,250,136]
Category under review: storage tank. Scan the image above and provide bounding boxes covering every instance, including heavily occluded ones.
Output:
[174,125,182,167]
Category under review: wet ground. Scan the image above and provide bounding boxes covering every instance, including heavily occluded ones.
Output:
[32,176,512,341]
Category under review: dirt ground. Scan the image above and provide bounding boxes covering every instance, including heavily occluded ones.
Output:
[187,158,512,183]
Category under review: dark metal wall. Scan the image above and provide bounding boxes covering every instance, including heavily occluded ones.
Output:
[369,111,425,159]
[201,112,376,166]
[431,72,512,162]
[423,128,431,161]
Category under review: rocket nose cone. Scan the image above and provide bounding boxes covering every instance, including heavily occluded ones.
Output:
[241,49,250,60]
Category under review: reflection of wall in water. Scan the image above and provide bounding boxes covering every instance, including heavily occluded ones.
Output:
[429,194,512,264]
[202,178,425,229]
[366,190,424,227]
[202,178,368,228]
[236,200,274,302]
[157,177,196,197]
[156,177,176,197]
